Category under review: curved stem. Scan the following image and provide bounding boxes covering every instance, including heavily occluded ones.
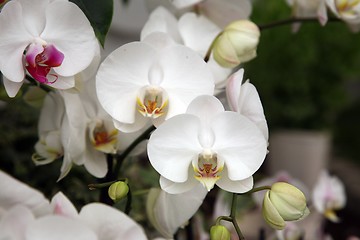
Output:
[113,125,156,176]
[204,31,223,62]
[259,17,341,31]
[242,185,271,195]
[230,193,245,240]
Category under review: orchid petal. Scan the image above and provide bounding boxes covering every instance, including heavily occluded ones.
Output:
[226,68,244,111]
[142,31,178,51]
[237,81,268,140]
[96,42,156,125]
[49,74,75,89]
[26,215,97,240]
[216,168,253,193]
[38,91,64,134]
[41,1,98,76]
[171,0,202,8]
[178,13,221,56]
[2,76,23,98]
[16,0,50,36]
[148,114,202,182]
[212,112,267,181]
[199,0,252,28]
[113,112,150,133]
[187,95,224,122]
[50,192,78,217]
[140,6,182,43]
[83,146,107,178]
[159,175,200,194]
[186,95,224,148]
[317,0,328,25]
[207,57,232,89]
[79,203,148,240]
[147,184,207,239]
[0,1,32,83]
[0,205,35,240]
[0,170,51,217]
[159,46,215,119]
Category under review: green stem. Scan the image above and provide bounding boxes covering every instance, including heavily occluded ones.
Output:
[204,31,223,62]
[243,185,271,195]
[230,193,245,240]
[259,17,341,31]
[125,186,132,214]
[113,125,156,175]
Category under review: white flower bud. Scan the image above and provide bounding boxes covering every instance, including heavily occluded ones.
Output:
[213,20,260,68]
[262,182,309,230]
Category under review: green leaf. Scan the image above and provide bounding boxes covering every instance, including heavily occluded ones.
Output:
[70,0,114,47]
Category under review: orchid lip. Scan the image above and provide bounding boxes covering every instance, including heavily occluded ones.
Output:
[90,121,118,154]
[193,150,223,191]
[137,86,168,118]
[25,43,64,84]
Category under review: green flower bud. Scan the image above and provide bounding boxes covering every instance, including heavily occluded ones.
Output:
[213,20,260,68]
[262,182,310,230]
[210,225,231,240]
[108,181,129,202]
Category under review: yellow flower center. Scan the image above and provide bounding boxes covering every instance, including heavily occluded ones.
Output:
[193,150,223,191]
[137,87,168,118]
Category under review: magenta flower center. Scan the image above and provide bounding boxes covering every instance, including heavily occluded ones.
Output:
[25,43,64,84]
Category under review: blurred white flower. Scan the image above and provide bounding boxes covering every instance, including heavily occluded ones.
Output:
[312,170,346,222]
[0,170,148,240]
[326,0,360,31]
[148,95,267,193]
[0,0,99,97]
[286,0,328,31]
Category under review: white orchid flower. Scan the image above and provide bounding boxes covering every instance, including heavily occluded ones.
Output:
[148,95,267,193]
[0,0,99,97]
[226,68,268,140]
[312,170,346,222]
[96,32,214,133]
[326,0,360,31]
[0,171,148,240]
[147,185,207,238]
[141,7,231,91]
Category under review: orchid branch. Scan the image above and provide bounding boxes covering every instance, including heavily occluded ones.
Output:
[259,17,341,31]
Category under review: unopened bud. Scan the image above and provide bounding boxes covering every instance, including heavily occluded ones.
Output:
[213,20,260,68]
[108,181,129,202]
[210,225,231,240]
[262,182,309,230]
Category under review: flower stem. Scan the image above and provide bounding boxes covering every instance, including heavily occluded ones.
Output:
[243,185,271,195]
[259,17,341,31]
[113,125,156,175]
[204,31,222,62]
[230,193,245,240]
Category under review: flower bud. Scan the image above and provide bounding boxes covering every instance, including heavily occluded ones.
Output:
[262,182,309,230]
[210,225,231,240]
[108,181,129,202]
[213,20,260,68]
